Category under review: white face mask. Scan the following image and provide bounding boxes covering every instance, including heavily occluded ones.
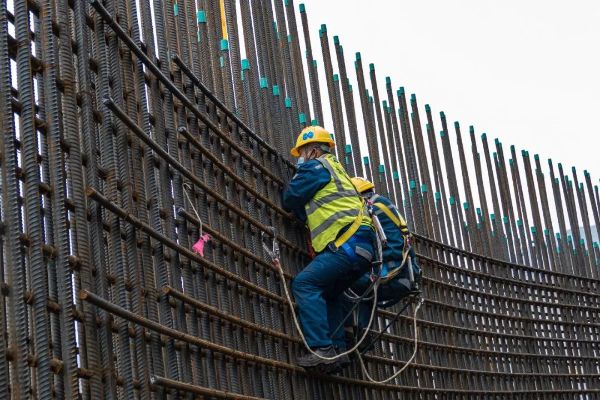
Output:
[297,157,305,166]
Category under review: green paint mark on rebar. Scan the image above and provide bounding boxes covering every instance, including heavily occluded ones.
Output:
[220,39,229,51]
[197,10,206,23]
[393,171,399,180]
[311,119,318,126]
[363,156,370,165]
[284,98,292,108]
[409,180,416,189]
[174,3,179,16]
[260,77,268,88]
[298,113,306,124]
[421,184,428,193]
[272,85,279,96]
[449,196,455,205]
[345,144,352,154]
[241,59,250,70]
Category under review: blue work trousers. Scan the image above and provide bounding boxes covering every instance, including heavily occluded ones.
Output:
[292,236,374,349]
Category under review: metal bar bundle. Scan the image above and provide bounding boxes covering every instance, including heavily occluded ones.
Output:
[0,0,598,398]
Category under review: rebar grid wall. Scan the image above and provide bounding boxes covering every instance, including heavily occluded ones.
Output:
[0,0,599,398]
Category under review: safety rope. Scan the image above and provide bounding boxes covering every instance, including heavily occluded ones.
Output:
[261,227,380,362]
[182,183,204,235]
[359,292,418,352]
[357,297,423,384]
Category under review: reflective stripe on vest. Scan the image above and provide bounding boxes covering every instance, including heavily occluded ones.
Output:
[306,154,372,252]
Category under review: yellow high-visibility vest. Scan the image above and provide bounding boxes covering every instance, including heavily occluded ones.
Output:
[306,154,372,252]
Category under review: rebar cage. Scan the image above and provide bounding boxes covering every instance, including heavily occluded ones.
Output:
[0,0,598,398]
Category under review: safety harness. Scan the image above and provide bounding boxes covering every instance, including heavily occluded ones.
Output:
[369,194,416,285]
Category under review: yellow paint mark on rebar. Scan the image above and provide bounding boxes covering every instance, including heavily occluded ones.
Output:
[219,0,228,40]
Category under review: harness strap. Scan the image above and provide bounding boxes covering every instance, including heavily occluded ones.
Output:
[332,199,366,250]
[371,201,414,284]
[373,202,409,234]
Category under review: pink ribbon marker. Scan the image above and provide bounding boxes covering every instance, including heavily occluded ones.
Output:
[192,233,211,257]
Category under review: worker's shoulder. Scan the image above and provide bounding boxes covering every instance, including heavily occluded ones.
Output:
[373,194,394,206]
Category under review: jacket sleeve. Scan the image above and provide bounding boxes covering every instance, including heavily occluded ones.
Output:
[282,159,331,222]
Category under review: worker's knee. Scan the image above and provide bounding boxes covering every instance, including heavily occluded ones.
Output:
[291,270,312,298]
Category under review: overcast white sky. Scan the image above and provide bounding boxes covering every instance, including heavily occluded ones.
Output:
[298,0,600,180]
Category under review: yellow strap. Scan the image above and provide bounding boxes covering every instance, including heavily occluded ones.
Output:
[219,0,228,40]
[379,234,412,284]
[333,201,365,249]
[374,202,409,233]
[372,202,413,284]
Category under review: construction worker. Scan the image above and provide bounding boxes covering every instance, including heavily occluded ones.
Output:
[349,177,421,334]
[282,126,375,371]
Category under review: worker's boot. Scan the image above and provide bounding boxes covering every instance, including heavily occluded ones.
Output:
[333,351,351,373]
[296,345,338,372]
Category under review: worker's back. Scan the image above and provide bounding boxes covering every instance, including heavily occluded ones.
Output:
[368,193,420,289]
